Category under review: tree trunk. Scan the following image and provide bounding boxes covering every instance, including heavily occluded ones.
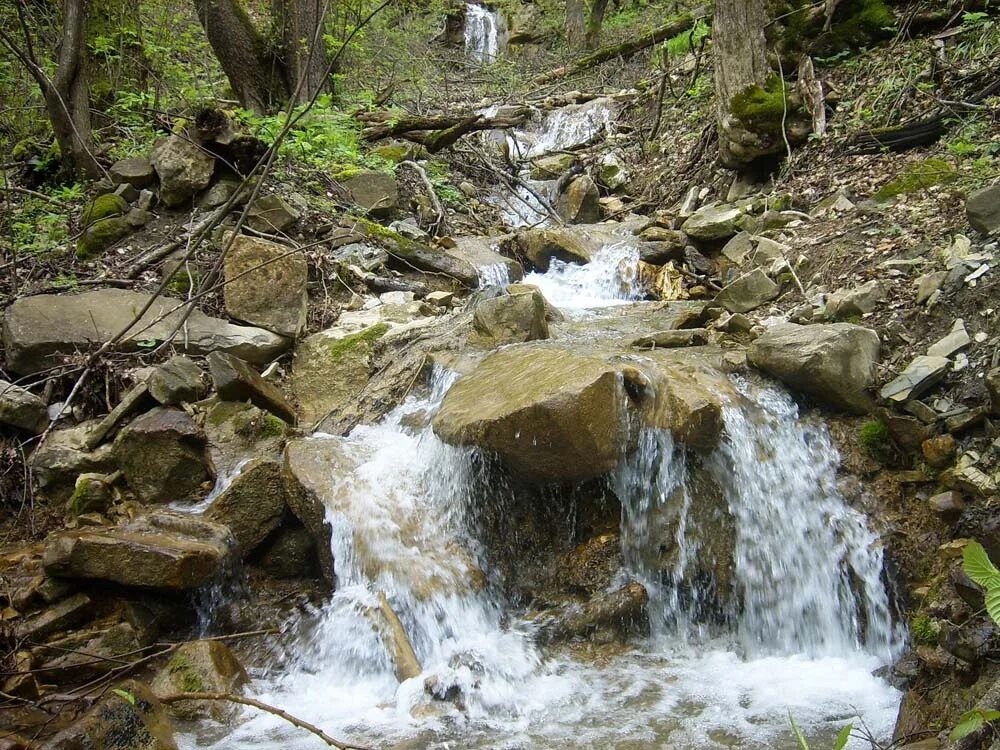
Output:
[276,0,331,105]
[712,0,772,166]
[566,0,586,46]
[585,0,609,49]
[46,0,100,179]
[193,0,289,114]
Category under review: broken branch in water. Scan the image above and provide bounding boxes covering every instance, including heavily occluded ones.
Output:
[159,692,372,750]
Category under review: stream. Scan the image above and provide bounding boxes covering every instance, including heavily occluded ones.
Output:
[180,33,906,750]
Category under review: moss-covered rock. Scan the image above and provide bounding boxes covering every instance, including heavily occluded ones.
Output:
[151,640,248,722]
[77,216,131,259]
[873,158,958,202]
[66,472,113,516]
[291,323,388,424]
[48,679,177,750]
[81,193,129,225]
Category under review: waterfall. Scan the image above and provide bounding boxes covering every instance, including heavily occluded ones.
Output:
[464,4,502,62]
[477,262,511,288]
[611,378,904,662]
[523,240,642,310]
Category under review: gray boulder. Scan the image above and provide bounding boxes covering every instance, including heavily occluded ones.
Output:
[341,170,399,218]
[109,157,156,189]
[30,422,116,501]
[43,512,234,590]
[115,408,209,504]
[147,356,207,405]
[223,233,307,338]
[967,185,1000,235]
[681,204,743,242]
[555,175,601,224]
[472,290,549,347]
[283,439,342,583]
[2,289,290,375]
[714,268,780,313]
[246,194,300,234]
[150,135,215,207]
[748,322,880,413]
[0,379,48,433]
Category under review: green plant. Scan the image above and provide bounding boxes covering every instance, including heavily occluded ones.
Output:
[789,713,852,750]
[962,542,1000,626]
[858,419,889,455]
[951,709,1000,742]
[909,614,938,646]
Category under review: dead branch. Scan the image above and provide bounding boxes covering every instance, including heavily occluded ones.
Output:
[159,692,372,750]
[529,9,707,86]
[400,160,447,235]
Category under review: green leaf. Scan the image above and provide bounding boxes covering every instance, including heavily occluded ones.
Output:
[789,712,810,750]
[962,542,1000,589]
[985,587,1000,628]
[832,724,853,750]
[112,688,136,706]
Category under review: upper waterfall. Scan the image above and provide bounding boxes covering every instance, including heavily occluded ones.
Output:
[464,3,503,62]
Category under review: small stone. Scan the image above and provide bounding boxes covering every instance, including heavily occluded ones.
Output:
[721,232,754,265]
[967,184,1000,235]
[915,271,947,304]
[458,181,477,197]
[714,268,780,314]
[905,400,939,424]
[147,356,206,405]
[114,182,139,203]
[208,351,297,424]
[929,491,964,515]
[379,291,414,305]
[922,435,956,468]
[197,177,243,209]
[136,189,155,212]
[717,312,754,334]
[125,208,151,228]
[945,407,986,435]
[66,473,114,516]
[425,291,454,307]
[246,194,300,234]
[927,319,971,358]
[0,379,48,434]
[880,356,950,402]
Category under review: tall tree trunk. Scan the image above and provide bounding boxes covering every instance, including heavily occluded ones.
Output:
[193,0,289,114]
[585,0,609,49]
[276,0,331,105]
[712,0,772,166]
[566,0,586,46]
[47,0,100,179]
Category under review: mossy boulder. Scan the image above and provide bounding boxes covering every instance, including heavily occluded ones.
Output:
[66,472,114,516]
[77,194,131,259]
[721,74,812,167]
[151,640,248,722]
[291,323,388,424]
[874,158,957,202]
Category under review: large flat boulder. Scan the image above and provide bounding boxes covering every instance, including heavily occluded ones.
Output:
[681,203,743,242]
[43,512,235,590]
[3,289,290,375]
[511,225,620,271]
[433,346,634,483]
[748,322,880,413]
[223,233,307,338]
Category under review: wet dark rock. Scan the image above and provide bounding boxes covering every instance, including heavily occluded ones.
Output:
[555,532,621,596]
[208,351,296,424]
[283,439,341,584]
[114,408,209,504]
[35,623,143,682]
[538,582,649,643]
[255,522,318,579]
[43,512,235,590]
[205,458,286,558]
[48,679,177,750]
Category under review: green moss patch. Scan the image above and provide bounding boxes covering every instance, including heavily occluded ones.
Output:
[873,158,957,202]
[909,614,938,647]
[166,653,205,692]
[76,217,130,259]
[326,323,389,363]
[729,75,793,137]
[858,419,890,456]
[81,193,128,225]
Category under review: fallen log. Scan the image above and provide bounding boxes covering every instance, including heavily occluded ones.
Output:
[529,9,707,86]
[359,111,529,149]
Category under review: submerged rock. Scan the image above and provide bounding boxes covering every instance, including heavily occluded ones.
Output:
[538,582,649,643]
[43,512,235,590]
[2,289,289,375]
[151,640,248,722]
[748,322,880,413]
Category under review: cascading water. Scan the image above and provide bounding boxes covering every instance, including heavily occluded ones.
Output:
[464,4,503,62]
[183,261,903,750]
[477,262,512,289]
[522,239,642,310]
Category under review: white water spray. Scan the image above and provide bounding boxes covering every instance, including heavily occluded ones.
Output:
[523,240,642,310]
[464,4,502,62]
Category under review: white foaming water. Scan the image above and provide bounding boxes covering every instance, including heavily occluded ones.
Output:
[477,262,511,288]
[464,3,502,62]
[523,239,643,310]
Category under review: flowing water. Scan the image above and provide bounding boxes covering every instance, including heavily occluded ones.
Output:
[464,4,503,62]
[181,245,904,750]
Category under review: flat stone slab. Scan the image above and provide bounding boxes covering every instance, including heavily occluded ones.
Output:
[927,319,971,359]
[714,268,780,314]
[880,355,950,402]
[3,289,290,375]
[0,379,48,433]
[209,351,297,424]
[43,512,235,590]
